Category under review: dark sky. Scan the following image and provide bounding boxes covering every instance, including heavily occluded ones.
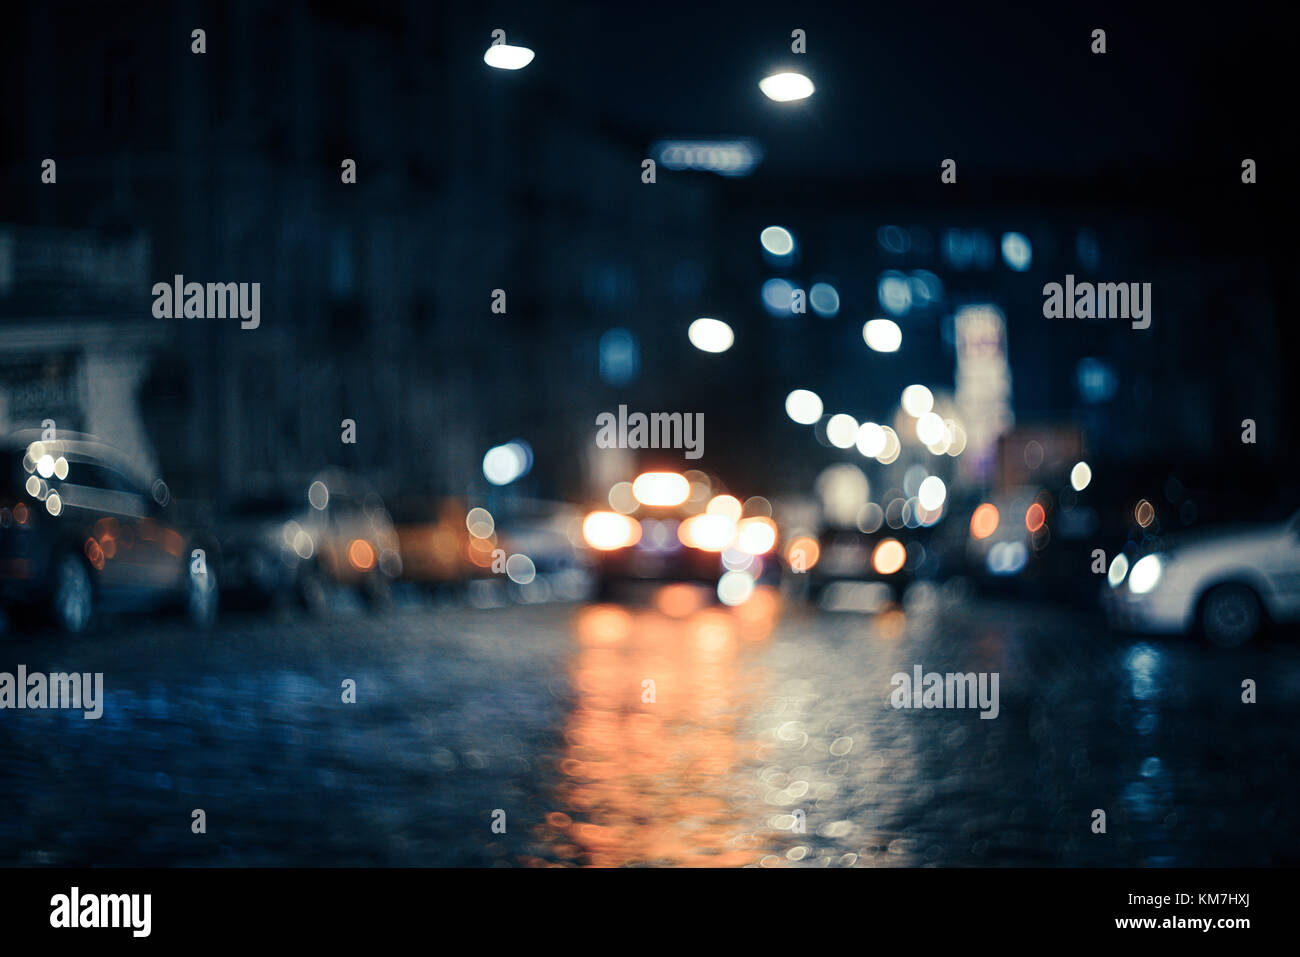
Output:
[1,1,1290,185]
[497,1,1291,181]
[0,0,1294,490]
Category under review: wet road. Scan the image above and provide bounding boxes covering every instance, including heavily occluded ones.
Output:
[2,585,1298,867]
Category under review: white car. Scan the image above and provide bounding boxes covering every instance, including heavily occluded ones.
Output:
[1104,510,1300,646]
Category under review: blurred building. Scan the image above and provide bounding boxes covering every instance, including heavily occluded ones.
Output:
[0,2,1290,521]
[0,225,164,475]
[0,0,715,506]
[718,176,1291,512]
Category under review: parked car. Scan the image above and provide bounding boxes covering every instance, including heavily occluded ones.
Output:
[390,495,482,592]
[0,431,218,632]
[582,470,778,598]
[1103,509,1300,646]
[219,469,401,614]
[492,497,593,601]
[804,523,945,604]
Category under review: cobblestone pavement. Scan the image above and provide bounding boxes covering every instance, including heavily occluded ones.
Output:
[2,585,1297,866]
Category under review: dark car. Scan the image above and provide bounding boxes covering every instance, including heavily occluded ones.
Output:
[490,497,594,601]
[390,494,485,592]
[581,469,779,599]
[218,469,401,614]
[801,495,968,611]
[0,431,218,633]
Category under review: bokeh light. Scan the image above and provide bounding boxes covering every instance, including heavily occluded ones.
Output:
[583,511,641,550]
[484,43,535,70]
[901,384,934,417]
[760,226,795,256]
[872,538,906,575]
[1025,503,1046,533]
[633,472,690,507]
[759,72,814,101]
[688,317,734,353]
[809,282,840,317]
[970,503,999,539]
[1070,461,1092,492]
[826,413,859,449]
[785,389,823,424]
[856,422,886,458]
[917,475,947,511]
[863,318,902,352]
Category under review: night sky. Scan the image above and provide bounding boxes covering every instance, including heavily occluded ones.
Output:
[490,2,1293,180]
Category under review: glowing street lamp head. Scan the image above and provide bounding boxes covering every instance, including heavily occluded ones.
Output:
[760,71,814,102]
[484,44,535,70]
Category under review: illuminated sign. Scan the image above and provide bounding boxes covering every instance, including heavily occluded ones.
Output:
[954,305,1014,483]
[650,139,763,177]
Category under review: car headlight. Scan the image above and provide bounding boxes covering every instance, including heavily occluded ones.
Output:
[1128,554,1163,594]
[583,511,642,550]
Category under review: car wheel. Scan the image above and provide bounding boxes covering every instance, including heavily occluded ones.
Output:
[187,562,219,628]
[1199,584,1262,647]
[51,553,94,634]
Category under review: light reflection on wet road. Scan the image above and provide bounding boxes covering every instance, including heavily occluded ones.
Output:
[1,587,1297,866]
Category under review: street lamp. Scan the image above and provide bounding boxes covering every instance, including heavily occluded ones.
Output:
[759,71,814,102]
[484,44,535,70]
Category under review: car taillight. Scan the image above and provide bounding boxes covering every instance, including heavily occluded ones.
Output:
[347,538,377,571]
[583,511,641,550]
[736,517,777,555]
[677,514,734,551]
